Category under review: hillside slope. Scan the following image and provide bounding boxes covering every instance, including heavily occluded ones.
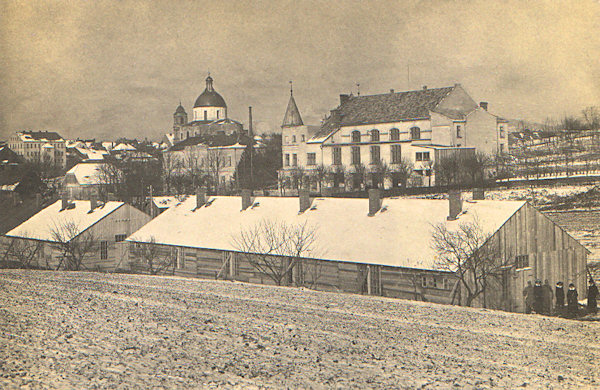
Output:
[0,271,598,389]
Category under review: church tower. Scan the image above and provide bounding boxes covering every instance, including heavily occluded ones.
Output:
[173,102,188,127]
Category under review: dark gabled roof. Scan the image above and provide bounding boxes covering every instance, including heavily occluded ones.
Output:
[311,86,456,141]
[175,104,187,114]
[0,145,23,164]
[282,94,303,127]
[169,133,251,151]
[22,131,63,141]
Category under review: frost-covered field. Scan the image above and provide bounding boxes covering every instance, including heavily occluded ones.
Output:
[1,271,599,389]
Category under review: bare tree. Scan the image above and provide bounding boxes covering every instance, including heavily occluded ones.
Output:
[582,106,600,130]
[50,220,98,271]
[2,237,41,268]
[205,148,228,193]
[431,220,505,307]
[130,238,175,275]
[232,219,319,286]
[388,158,413,188]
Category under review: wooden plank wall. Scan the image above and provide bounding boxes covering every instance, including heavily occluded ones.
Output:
[476,203,588,312]
[127,246,457,305]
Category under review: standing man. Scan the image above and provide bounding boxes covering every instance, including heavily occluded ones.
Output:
[523,281,533,314]
[567,283,579,318]
[587,279,598,315]
[542,280,553,315]
[555,281,565,315]
[533,280,544,314]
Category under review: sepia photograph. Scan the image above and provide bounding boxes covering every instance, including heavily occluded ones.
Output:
[1,0,599,388]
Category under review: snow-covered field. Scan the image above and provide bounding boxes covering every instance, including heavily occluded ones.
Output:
[1,271,598,389]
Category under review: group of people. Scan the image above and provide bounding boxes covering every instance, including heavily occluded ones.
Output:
[523,278,598,318]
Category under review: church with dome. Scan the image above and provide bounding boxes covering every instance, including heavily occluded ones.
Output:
[169,74,244,144]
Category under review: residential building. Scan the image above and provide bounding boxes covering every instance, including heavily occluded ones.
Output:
[280,84,508,190]
[7,131,67,168]
[126,191,588,312]
[3,199,151,271]
[63,162,119,199]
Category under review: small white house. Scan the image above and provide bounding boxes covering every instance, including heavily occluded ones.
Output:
[3,199,151,271]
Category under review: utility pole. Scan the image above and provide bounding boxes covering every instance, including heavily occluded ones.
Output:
[249,106,254,190]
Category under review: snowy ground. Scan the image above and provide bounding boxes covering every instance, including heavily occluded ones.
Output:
[1,271,599,389]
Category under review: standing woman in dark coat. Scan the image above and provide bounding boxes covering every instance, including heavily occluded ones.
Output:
[588,279,598,314]
[533,280,544,314]
[555,281,565,315]
[567,283,579,318]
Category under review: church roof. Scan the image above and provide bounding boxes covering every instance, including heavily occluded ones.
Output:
[175,103,186,114]
[194,75,226,108]
[282,93,304,127]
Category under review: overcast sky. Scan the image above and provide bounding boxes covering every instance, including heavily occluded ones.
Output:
[1,0,599,141]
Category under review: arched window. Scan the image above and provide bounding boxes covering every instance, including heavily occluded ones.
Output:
[371,129,380,142]
[351,130,361,143]
[410,127,421,140]
[390,128,400,141]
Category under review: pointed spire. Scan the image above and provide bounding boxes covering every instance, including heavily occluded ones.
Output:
[282,82,303,127]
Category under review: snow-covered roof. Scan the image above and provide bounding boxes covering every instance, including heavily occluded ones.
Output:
[65,163,112,186]
[113,143,137,151]
[6,200,124,242]
[128,196,526,270]
[151,196,179,210]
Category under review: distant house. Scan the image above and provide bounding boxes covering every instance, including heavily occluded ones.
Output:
[126,191,589,312]
[149,196,181,217]
[63,162,119,199]
[7,131,67,168]
[280,84,508,190]
[3,199,151,271]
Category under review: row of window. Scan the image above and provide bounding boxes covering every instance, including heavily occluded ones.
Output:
[421,275,453,290]
[351,127,422,143]
[284,134,306,144]
[283,146,428,167]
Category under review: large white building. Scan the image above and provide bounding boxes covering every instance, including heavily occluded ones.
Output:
[7,131,67,168]
[280,84,508,190]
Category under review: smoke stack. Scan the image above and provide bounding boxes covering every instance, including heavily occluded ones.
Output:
[299,189,311,213]
[196,188,206,209]
[241,189,253,210]
[90,195,97,211]
[447,191,463,220]
[248,106,253,137]
[61,192,69,210]
[479,102,488,111]
[368,188,381,216]
[340,94,351,105]
[473,188,485,200]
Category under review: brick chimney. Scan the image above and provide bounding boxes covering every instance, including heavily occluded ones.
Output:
[339,94,351,105]
[472,188,485,200]
[479,102,488,111]
[241,189,253,210]
[196,188,206,209]
[299,189,311,213]
[90,195,97,211]
[61,192,69,210]
[447,191,463,221]
[330,109,342,123]
[368,188,381,216]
